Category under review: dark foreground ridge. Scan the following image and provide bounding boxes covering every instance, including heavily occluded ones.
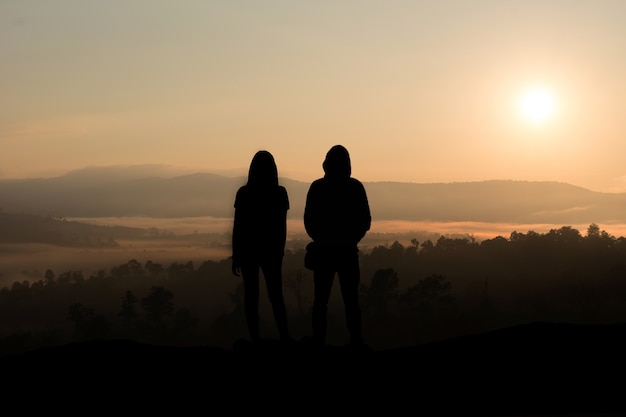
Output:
[3,321,626,416]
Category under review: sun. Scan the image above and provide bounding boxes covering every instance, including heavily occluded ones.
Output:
[519,88,556,123]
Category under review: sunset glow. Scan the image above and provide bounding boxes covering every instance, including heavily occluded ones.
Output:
[2,2,626,192]
[3,2,626,383]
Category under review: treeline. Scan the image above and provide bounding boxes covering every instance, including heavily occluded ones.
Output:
[2,223,626,355]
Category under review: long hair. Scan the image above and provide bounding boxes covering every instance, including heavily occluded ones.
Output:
[247,150,279,188]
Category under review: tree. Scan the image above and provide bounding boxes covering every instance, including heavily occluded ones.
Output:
[141,286,174,326]
[420,239,435,255]
[172,308,200,342]
[67,303,95,326]
[284,270,309,316]
[145,260,165,279]
[167,261,194,280]
[111,259,145,279]
[119,290,138,325]
[587,223,600,239]
[547,226,582,246]
[406,238,420,257]
[44,269,55,286]
[361,268,399,317]
[400,274,454,315]
[57,271,84,285]
[67,303,110,341]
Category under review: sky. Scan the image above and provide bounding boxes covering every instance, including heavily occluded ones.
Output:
[2,1,626,192]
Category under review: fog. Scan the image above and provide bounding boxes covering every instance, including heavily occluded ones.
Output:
[4,215,625,289]
[0,240,229,289]
[67,215,626,239]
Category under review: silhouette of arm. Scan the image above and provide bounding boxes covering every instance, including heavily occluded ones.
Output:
[303,181,323,242]
[231,187,245,276]
[352,180,371,244]
[275,185,289,253]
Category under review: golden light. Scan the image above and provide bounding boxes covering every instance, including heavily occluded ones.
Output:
[520,88,556,123]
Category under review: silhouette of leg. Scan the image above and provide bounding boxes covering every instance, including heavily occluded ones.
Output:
[312,269,334,345]
[241,265,261,342]
[338,253,362,345]
[262,261,290,341]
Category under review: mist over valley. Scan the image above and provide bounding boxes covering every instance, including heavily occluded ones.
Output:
[2,165,626,289]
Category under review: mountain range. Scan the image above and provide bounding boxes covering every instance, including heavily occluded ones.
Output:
[1,165,626,225]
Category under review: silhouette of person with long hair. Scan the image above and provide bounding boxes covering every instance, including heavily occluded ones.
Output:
[231,150,291,344]
[304,145,371,348]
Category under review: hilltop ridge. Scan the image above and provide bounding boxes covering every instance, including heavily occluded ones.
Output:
[2,166,625,224]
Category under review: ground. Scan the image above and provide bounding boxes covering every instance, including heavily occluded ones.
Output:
[2,321,625,416]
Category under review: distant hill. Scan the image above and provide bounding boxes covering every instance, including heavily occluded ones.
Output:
[0,212,153,246]
[2,166,626,224]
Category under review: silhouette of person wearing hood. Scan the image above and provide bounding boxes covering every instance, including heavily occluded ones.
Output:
[304,145,371,347]
[231,150,291,343]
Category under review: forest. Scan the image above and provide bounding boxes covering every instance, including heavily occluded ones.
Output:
[2,222,625,356]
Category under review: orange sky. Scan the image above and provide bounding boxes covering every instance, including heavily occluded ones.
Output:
[3,1,626,192]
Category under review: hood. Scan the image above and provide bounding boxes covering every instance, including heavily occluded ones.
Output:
[322,145,351,178]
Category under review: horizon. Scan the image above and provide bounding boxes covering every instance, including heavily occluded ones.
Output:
[3,2,626,193]
[0,162,619,194]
